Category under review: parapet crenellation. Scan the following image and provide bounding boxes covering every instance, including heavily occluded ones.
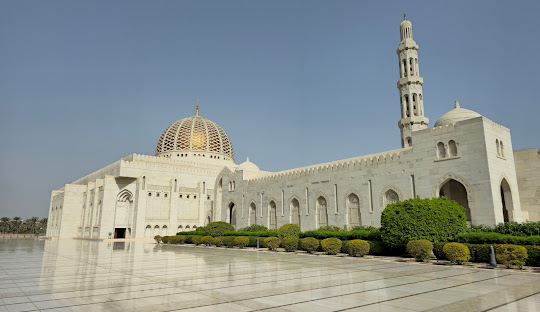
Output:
[246,148,410,182]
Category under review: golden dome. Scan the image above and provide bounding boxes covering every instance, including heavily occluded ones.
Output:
[155,115,234,160]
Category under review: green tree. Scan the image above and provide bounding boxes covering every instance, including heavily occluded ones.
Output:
[381,197,468,247]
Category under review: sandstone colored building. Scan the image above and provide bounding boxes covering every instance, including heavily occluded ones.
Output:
[46,17,540,239]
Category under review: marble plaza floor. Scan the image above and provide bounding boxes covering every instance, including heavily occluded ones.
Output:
[1,240,540,312]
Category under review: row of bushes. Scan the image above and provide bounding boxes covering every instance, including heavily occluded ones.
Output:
[408,240,531,269]
[469,221,540,237]
[157,234,386,256]
[455,232,540,246]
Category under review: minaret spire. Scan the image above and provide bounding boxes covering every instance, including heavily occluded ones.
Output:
[396,15,429,147]
[196,98,199,116]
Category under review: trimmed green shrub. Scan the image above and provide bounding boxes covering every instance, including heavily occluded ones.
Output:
[525,246,540,267]
[406,240,434,261]
[381,197,468,247]
[211,236,223,247]
[317,225,343,232]
[234,236,250,248]
[192,235,203,245]
[204,222,235,237]
[223,230,278,237]
[433,242,447,260]
[321,238,342,255]
[456,232,540,246]
[300,237,319,253]
[278,224,301,239]
[281,237,299,252]
[223,236,236,247]
[264,237,281,251]
[161,236,170,244]
[351,225,379,232]
[465,244,491,263]
[367,240,386,255]
[300,230,381,241]
[169,235,186,244]
[201,236,213,246]
[239,224,268,232]
[247,236,267,248]
[443,242,471,264]
[154,235,162,243]
[347,240,370,257]
[496,244,528,269]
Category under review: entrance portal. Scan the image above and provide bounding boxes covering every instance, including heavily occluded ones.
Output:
[229,203,236,227]
[439,179,470,221]
[500,179,513,222]
[114,228,126,239]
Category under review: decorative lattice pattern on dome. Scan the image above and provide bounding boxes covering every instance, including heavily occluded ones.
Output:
[155,116,234,159]
[176,120,192,150]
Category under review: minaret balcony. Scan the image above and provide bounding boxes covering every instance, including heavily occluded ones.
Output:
[397,76,423,87]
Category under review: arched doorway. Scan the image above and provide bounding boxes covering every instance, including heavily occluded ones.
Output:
[114,190,133,239]
[161,225,168,236]
[153,225,160,237]
[144,225,151,238]
[316,196,328,228]
[347,193,361,227]
[290,199,300,227]
[228,202,236,227]
[249,203,256,226]
[268,201,277,230]
[501,179,513,222]
[439,179,470,221]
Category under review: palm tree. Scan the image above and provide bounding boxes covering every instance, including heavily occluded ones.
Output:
[26,217,39,234]
[11,217,21,234]
[39,218,48,234]
[0,217,10,234]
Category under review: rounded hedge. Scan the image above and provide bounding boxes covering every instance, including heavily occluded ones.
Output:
[239,224,268,232]
[443,242,471,264]
[281,237,299,252]
[496,244,528,269]
[191,235,203,245]
[321,238,342,255]
[347,240,370,257]
[154,235,162,243]
[223,236,236,247]
[169,235,186,244]
[201,236,213,246]
[279,224,301,239]
[381,197,468,247]
[406,239,433,261]
[264,237,281,251]
[205,222,235,236]
[300,237,319,253]
[212,236,223,247]
[234,236,250,248]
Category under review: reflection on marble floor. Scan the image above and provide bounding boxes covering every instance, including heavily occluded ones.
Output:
[1,239,540,312]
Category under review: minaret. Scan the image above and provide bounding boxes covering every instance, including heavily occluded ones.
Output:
[397,14,428,147]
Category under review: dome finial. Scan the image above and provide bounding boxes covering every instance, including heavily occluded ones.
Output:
[196,98,199,116]
[404,10,406,20]
[246,156,250,162]
[454,100,460,109]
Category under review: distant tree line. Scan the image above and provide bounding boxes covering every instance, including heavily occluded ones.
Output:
[0,217,48,235]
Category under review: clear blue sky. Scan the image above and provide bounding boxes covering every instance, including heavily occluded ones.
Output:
[1,1,538,219]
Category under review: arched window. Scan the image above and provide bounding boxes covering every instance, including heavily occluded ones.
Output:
[448,140,458,156]
[347,194,361,227]
[402,59,407,77]
[500,141,505,157]
[290,199,300,227]
[412,93,418,116]
[268,201,277,230]
[249,202,256,226]
[384,190,399,208]
[153,225,160,237]
[161,225,168,236]
[496,139,500,156]
[185,225,190,231]
[316,197,328,228]
[409,58,414,76]
[406,137,412,147]
[437,142,446,159]
[405,95,410,117]
[177,225,183,232]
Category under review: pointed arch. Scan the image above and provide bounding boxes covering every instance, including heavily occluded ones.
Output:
[500,178,514,222]
[316,195,328,228]
[268,200,277,230]
[248,201,257,226]
[347,193,361,227]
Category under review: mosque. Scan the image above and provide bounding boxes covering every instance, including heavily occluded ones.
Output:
[46,17,540,239]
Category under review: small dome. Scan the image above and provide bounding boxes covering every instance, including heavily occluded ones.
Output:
[434,101,482,127]
[400,19,412,28]
[155,115,233,159]
[236,157,260,172]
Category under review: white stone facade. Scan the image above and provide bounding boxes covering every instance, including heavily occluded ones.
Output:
[46,17,540,239]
